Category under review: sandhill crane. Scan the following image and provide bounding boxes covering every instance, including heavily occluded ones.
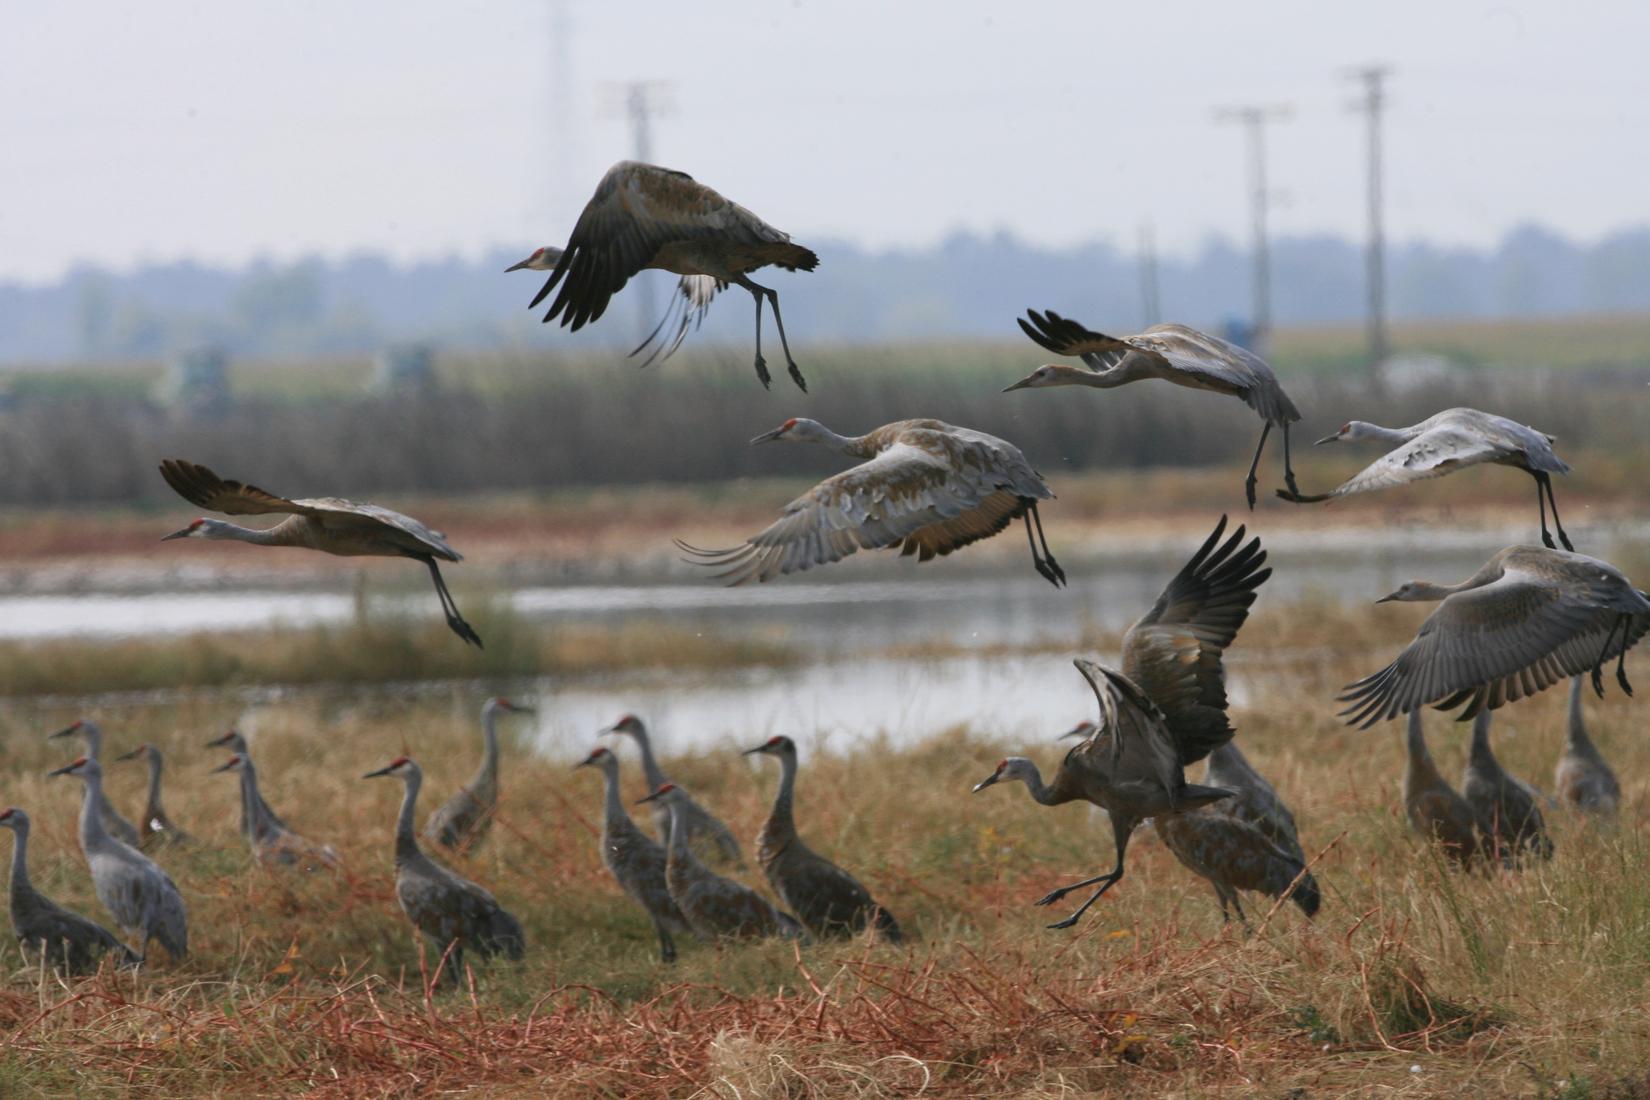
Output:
[1007,311,1303,509]
[508,245,721,368]
[1278,408,1575,550]
[1202,744,1308,866]
[158,458,482,648]
[47,720,141,849]
[743,736,902,943]
[1152,808,1320,925]
[601,715,741,864]
[677,417,1065,588]
[112,744,193,850]
[1555,675,1621,816]
[1461,710,1554,865]
[1402,711,1484,869]
[1,808,141,974]
[972,516,1270,929]
[573,746,692,963]
[363,756,525,984]
[1339,547,1650,728]
[424,697,534,853]
[205,729,287,836]
[210,755,340,870]
[637,784,803,943]
[524,161,819,390]
[47,757,187,962]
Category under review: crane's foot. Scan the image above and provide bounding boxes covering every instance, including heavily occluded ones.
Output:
[1558,529,1575,552]
[1591,663,1606,698]
[1541,530,1557,550]
[1283,471,1303,498]
[1618,663,1634,697]
[1045,912,1086,931]
[1035,885,1079,907]
[787,361,808,393]
[1033,557,1066,589]
[1244,475,1258,511]
[447,615,485,650]
[753,355,772,389]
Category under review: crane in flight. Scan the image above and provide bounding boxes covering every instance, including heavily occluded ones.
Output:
[523,161,818,390]
[677,417,1064,587]
[1006,310,1303,509]
[158,459,482,647]
[1278,408,1575,551]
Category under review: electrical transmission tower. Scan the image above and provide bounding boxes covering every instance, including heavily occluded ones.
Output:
[1347,65,1392,370]
[600,80,673,339]
[1214,105,1290,350]
[1137,222,1162,328]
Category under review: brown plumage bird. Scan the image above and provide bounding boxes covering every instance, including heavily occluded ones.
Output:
[112,744,194,850]
[1402,711,1484,869]
[743,736,902,942]
[424,698,534,853]
[678,417,1064,588]
[1554,675,1621,816]
[1152,807,1320,925]
[526,161,819,390]
[1461,710,1553,866]
[158,459,482,648]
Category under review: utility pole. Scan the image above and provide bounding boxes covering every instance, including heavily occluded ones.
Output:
[1347,65,1392,370]
[1214,105,1289,350]
[1137,222,1161,328]
[601,80,673,339]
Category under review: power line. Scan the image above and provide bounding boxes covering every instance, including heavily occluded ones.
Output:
[1137,222,1161,328]
[1347,65,1392,370]
[1214,104,1289,349]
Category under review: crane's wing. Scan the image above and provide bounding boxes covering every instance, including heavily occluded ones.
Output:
[677,440,1029,585]
[1122,516,1271,766]
[1280,426,1512,503]
[531,161,793,330]
[1339,569,1650,728]
[285,497,461,561]
[1072,659,1182,797]
[160,459,317,517]
[631,275,725,367]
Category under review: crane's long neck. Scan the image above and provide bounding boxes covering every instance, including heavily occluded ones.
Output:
[1468,711,1496,769]
[211,521,297,547]
[599,762,629,831]
[7,824,31,899]
[474,707,501,788]
[632,729,668,792]
[77,774,110,852]
[242,760,276,838]
[395,771,423,865]
[663,799,689,864]
[1404,712,1444,788]
[145,754,165,821]
[1566,676,1597,755]
[767,754,798,839]
[1017,764,1066,806]
[1354,423,1415,446]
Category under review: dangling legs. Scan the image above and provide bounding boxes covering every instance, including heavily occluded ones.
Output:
[1540,472,1574,551]
[1281,422,1301,498]
[1030,502,1066,587]
[1023,510,1062,589]
[1535,472,1555,550]
[759,284,806,392]
[1592,613,1625,698]
[731,277,772,388]
[421,557,484,649]
[1244,422,1272,511]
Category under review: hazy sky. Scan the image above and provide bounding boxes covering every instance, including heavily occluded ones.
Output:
[5,1,1648,283]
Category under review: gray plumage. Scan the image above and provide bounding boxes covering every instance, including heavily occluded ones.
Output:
[47,720,141,849]
[1008,311,1303,508]
[1153,808,1320,924]
[113,744,194,850]
[424,697,533,852]
[364,757,524,984]
[48,757,187,961]
[602,715,742,865]
[744,736,902,943]
[205,729,288,836]
[211,755,340,870]
[573,747,691,963]
[1461,710,1554,866]
[1,808,140,974]
[638,784,803,943]
[1202,743,1306,865]
[1279,407,1575,551]
[1340,546,1650,728]
[1402,711,1484,869]
[1555,676,1621,816]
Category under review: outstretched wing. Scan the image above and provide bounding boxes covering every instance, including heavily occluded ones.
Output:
[1122,517,1270,765]
[1340,568,1650,728]
[532,161,789,330]
[631,275,725,367]
[1072,659,1182,797]
[677,440,1028,585]
[159,459,314,517]
[1283,426,1510,503]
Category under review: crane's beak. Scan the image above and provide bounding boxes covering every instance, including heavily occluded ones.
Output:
[1375,593,1400,604]
[741,744,768,755]
[1001,376,1036,393]
[47,724,79,740]
[505,703,536,715]
[971,772,1001,793]
[571,751,602,770]
[205,732,235,748]
[750,426,788,445]
[635,786,671,804]
[210,758,241,774]
[114,746,146,762]
[1313,434,1339,446]
[1057,722,1091,740]
[161,526,195,541]
[46,761,82,777]
[361,763,397,779]
[504,257,534,273]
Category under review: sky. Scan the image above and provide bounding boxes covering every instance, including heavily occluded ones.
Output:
[4,0,1649,284]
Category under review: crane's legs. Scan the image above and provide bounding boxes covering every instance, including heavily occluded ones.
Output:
[738,281,772,389]
[761,286,806,392]
[654,919,677,964]
[1023,503,1066,588]
[419,557,484,649]
[1243,423,1272,511]
[1037,819,1132,930]
[1280,423,1302,499]
[1537,472,1574,552]
[734,276,806,392]
[1591,613,1632,698]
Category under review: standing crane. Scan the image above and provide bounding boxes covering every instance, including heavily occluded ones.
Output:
[1,808,141,974]
[1278,408,1575,551]
[363,756,525,984]
[210,755,340,870]
[424,697,534,853]
[1338,546,1650,728]
[743,736,902,942]
[1006,310,1303,509]
[1202,743,1307,866]
[524,161,819,390]
[573,746,692,963]
[113,744,194,849]
[47,757,187,962]
[1555,675,1621,816]
[1461,710,1554,865]
[1152,808,1320,926]
[972,515,1270,929]
[47,720,141,849]
[601,715,741,864]
[508,245,720,367]
[1402,711,1484,869]
[677,417,1065,588]
[205,729,287,836]
[158,458,482,648]
[636,784,803,943]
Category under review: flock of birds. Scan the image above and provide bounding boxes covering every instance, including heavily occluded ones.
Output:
[4,159,1648,980]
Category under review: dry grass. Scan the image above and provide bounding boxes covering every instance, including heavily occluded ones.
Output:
[0,601,1647,1096]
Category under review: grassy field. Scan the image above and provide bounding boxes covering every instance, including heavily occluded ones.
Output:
[1,600,1647,1097]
